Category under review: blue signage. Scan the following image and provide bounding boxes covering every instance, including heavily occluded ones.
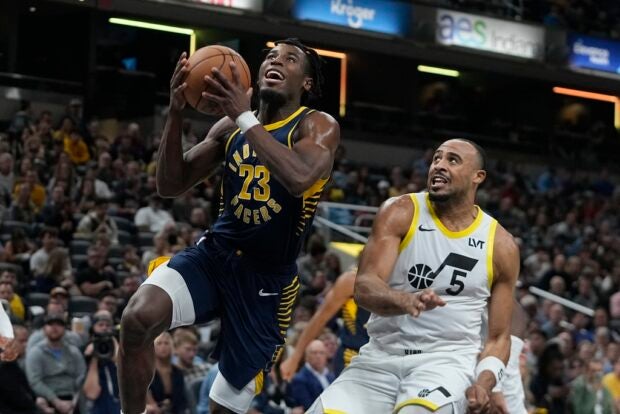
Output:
[293,0,410,36]
[568,33,620,75]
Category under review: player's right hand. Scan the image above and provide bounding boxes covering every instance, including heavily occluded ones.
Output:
[169,52,189,113]
[280,356,300,381]
[490,391,509,414]
[408,288,446,317]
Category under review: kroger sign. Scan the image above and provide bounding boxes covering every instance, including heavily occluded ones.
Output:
[293,0,410,36]
[436,9,544,60]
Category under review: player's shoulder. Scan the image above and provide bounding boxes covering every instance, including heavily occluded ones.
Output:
[207,116,237,142]
[374,194,417,234]
[299,110,340,135]
[381,193,417,213]
[492,221,520,264]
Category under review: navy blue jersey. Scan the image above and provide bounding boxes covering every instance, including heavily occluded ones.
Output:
[340,297,370,351]
[212,106,326,265]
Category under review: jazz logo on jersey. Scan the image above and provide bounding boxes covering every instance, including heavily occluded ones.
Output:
[229,143,282,225]
[407,253,478,296]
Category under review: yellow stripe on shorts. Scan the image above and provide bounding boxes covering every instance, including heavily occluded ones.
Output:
[394,398,439,413]
[254,371,264,395]
[147,256,171,277]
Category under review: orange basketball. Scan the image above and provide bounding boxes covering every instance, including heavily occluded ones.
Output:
[183,45,251,115]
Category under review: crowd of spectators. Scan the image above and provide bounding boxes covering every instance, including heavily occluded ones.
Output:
[0,98,618,414]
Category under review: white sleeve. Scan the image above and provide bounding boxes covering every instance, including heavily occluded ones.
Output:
[0,302,14,339]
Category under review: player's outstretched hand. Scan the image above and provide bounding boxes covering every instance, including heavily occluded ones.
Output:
[203,61,252,120]
[169,52,189,113]
[466,384,493,414]
[407,288,445,317]
[0,336,19,362]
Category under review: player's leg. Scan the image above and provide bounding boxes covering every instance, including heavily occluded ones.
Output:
[398,404,455,413]
[119,248,220,414]
[208,370,261,414]
[395,351,477,414]
[118,284,172,414]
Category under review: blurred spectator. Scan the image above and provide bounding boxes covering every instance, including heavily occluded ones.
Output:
[0,324,38,414]
[63,130,90,165]
[76,198,119,244]
[82,310,120,414]
[34,247,74,294]
[0,152,15,204]
[173,330,211,383]
[142,232,172,269]
[7,183,37,223]
[286,339,334,411]
[96,291,120,322]
[25,313,86,414]
[542,303,566,338]
[75,246,117,298]
[148,332,188,414]
[530,343,569,414]
[0,281,26,322]
[13,170,46,210]
[96,152,114,185]
[569,358,615,413]
[4,228,36,273]
[196,363,220,414]
[30,226,60,277]
[27,299,81,351]
[297,237,327,287]
[602,358,620,405]
[134,194,174,234]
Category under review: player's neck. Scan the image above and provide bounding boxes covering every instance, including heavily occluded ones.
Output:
[258,101,300,125]
[430,196,478,231]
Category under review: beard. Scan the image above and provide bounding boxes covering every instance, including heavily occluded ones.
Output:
[428,190,452,203]
[259,87,286,108]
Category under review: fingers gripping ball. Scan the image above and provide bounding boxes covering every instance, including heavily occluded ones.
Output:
[183,45,251,115]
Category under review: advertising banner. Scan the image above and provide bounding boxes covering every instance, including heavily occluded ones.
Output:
[436,9,544,60]
[568,33,620,75]
[187,0,263,12]
[293,0,411,36]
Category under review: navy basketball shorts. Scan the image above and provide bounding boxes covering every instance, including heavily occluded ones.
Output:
[143,233,299,393]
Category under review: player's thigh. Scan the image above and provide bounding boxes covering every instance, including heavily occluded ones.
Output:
[396,352,476,413]
[310,351,400,414]
[398,404,455,414]
[143,247,221,328]
[209,370,257,414]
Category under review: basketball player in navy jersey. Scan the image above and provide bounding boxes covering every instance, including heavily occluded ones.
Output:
[118,39,340,414]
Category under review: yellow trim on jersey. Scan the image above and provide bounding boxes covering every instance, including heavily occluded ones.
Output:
[425,193,483,239]
[224,129,242,156]
[303,177,329,200]
[254,371,264,396]
[394,398,439,413]
[343,347,358,367]
[263,106,307,131]
[287,109,315,148]
[147,256,171,277]
[487,219,498,289]
[324,409,348,414]
[399,193,420,252]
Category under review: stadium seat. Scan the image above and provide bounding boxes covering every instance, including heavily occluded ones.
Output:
[138,232,155,247]
[26,292,50,308]
[68,295,99,316]
[1,220,32,236]
[112,216,136,234]
[70,239,90,255]
[117,230,132,245]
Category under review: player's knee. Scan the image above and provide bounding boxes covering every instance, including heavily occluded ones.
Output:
[120,285,172,347]
[209,400,234,414]
[398,404,454,414]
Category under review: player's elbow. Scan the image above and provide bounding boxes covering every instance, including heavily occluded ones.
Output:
[156,180,182,198]
[353,277,372,310]
[283,175,310,197]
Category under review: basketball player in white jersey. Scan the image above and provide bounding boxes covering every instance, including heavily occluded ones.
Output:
[308,139,519,413]
[0,301,18,361]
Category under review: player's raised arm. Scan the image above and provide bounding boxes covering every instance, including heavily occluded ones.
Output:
[157,52,236,197]
[466,225,520,413]
[354,195,445,317]
[204,53,340,196]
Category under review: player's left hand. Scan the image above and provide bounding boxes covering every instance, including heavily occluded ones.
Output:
[466,384,493,414]
[0,336,19,362]
[203,61,253,120]
[490,391,509,414]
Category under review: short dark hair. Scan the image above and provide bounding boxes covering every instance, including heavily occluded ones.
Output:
[40,226,59,239]
[272,38,325,105]
[453,138,487,170]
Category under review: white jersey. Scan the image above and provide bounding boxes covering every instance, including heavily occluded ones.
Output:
[366,192,498,354]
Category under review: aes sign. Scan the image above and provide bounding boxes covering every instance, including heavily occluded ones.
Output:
[293,0,411,36]
[436,9,544,60]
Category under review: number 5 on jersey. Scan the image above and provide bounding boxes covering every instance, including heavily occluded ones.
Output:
[238,165,270,202]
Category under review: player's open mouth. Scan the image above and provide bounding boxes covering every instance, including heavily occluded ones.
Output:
[264,69,285,85]
[430,174,448,189]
